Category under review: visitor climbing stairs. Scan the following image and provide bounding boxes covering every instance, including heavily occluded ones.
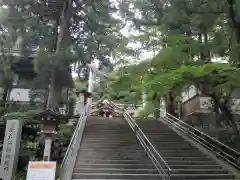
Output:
[60,110,240,180]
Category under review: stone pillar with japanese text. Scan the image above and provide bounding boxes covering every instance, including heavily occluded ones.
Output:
[0,119,23,180]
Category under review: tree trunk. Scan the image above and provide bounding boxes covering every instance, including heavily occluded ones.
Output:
[203,30,210,63]
[212,96,239,135]
[227,0,240,63]
[165,92,176,116]
[47,0,73,110]
[198,32,204,61]
[219,98,239,134]
[1,87,10,108]
[199,29,210,63]
[47,71,61,110]
[152,92,161,118]
[43,88,49,109]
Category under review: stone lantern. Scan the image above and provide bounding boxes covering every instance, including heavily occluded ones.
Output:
[34,109,66,161]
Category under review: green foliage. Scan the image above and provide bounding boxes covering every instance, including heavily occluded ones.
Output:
[11,172,26,180]
[2,112,26,121]
[34,47,53,74]
[137,102,155,120]
[109,2,240,146]
[74,78,88,90]
[0,0,126,106]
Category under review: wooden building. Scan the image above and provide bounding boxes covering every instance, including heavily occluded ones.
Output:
[179,84,240,132]
[91,96,137,117]
[181,85,212,119]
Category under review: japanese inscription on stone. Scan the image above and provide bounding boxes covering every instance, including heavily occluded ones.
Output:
[2,122,15,172]
[0,119,22,180]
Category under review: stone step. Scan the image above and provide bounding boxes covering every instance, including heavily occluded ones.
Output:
[85,125,128,127]
[83,134,136,137]
[83,134,134,136]
[79,147,200,154]
[72,178,235,180]
[72,173,163,180]
[153,148,202,154]
[169,164,222,169]
[76,159,151,164]
[156,152,206,157]
[82,138,138,141]
[80,146,144,150]
[150,144,194,148]
[75,163,222,169]
[77,154,147,159]
[147,139,188,142]
[72,173,235,179]
[74,168,159,174]
[147,134,184,138]
[77,154,147,158]
[151,149,200,153]
[166,160,217,165]
[79,148,145,152]
[81,140,137,143]
[78,149,146,153]
[80,143,143,146]
[84,131,133,133]
[80,141,137,145]
[150,141,190,145]
[75,163,155,169]
[86,124,128,126]
[169,174,235,179]
[73,168,229,174]
[82,138,137,141]
[83,135,134,137]
[76,156,211,162]
[78,152,205,158]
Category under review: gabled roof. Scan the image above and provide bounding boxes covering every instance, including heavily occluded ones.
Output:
[34,109,67,119]
[92,95,122,110]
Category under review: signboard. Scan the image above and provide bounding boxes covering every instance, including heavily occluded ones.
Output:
[26,161,56,180]
[0,119,23,180]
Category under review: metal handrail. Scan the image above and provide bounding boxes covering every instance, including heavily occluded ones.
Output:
[123,110,171,180]
[61,112,84,166]
[160,109,240,169]
[60,103,88,180]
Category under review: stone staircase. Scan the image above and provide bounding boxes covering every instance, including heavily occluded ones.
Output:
[72,117,161,180]
[138,119,238,180]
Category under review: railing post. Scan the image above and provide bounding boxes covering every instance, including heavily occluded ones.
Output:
[168,169,171,180]
[134,124,138,133]
[145,139,148,156]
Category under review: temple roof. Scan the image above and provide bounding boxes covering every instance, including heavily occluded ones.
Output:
[91,105,122,117]
[11,57,36,78]
[34,109,67,120]
[92,95,123,110]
